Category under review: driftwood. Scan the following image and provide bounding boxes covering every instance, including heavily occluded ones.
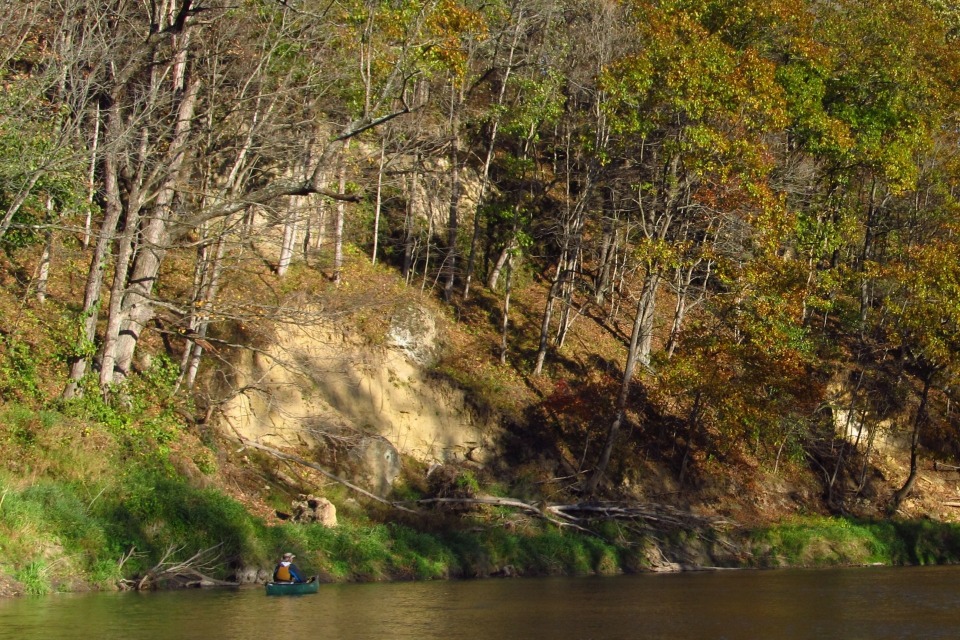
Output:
[545,502,736,531]
[411,496,733,534]
[240,438,733,535]
[413,496,595,533]
[122,543,238,591]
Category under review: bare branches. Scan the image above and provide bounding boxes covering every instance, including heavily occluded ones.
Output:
[545,502,736,532]
[242,440,729,536]
[122,543,237,591]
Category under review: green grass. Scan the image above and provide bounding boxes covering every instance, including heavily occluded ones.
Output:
[8,458,960,595]
[748,516,960,568]
[6,393,960,596]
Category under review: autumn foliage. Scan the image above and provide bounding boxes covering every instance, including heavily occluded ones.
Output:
[2,0,960,514]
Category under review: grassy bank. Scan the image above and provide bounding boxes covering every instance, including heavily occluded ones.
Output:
[0,464,631,595]
[6,458,960,596]
[0,395,635,595]
[749,516,960,568]
[4,376,960,596]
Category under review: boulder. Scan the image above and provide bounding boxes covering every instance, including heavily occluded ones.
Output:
[349,435,402,497]
[291,494,337,527]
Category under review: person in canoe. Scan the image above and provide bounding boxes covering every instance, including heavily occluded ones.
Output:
[273,552,306,583]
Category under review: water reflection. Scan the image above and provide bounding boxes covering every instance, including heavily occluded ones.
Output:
[1,565,958,639]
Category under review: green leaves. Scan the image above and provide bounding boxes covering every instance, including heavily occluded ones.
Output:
[0,75,88,248]
[813,0,957,188]
[601,1,787,174]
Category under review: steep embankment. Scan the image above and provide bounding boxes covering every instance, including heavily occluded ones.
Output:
[215,301,498,474]
[205,258,960,528]
[3,250,960,599]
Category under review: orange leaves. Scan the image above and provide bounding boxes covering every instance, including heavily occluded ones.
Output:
[543,375,619,430]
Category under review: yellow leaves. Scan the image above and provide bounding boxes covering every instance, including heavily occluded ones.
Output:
[423,0,488,77]
[429,0,487,38]
[604,0,788,145]
[632,237,683,271]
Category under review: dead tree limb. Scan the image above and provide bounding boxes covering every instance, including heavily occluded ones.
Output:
[135,543,237,590]
[241,439,732,536]
[545,502,736,531]
[413,496,596,534]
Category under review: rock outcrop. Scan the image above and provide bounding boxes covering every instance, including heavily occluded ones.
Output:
[215,303,498,494]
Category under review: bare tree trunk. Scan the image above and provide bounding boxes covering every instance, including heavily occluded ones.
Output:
[103,76,201,387]
[280,139,317,275]
[499,253,515,364]
[35,198,54,304]
[463,123,498,299]
[62,100,125,399]
[486,233,517,291]
[403,154,420,280]
[635,272,662,367]
[372,135,387,265]
[444,79,463,302]
[533,267,564,375]
[333,144,347,286]
[584,293,649,495]
[181,232,227,390]
[665,257,711,360]
[98,191,146,389]
[313,199,328,252]
[420,199,437,294]
[555,249,582,350]
[890,373,934,512]
[593,204,620,306]
[276,211,299,277]
[83,102,100,249]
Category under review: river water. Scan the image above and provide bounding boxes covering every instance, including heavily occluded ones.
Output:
[1,565,958,639]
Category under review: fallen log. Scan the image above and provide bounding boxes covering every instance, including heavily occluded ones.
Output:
[130,543,239,591]
[413,496,594,533]
[546,502,736,530]
[412,497,733,534]
[240,438,734,535]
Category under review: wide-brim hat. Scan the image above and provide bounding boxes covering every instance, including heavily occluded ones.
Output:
[282,552,295,560]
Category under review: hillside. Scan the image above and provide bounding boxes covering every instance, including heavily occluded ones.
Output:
[201,251,960,526]
[3,233,960,597]
[3,0,960,596]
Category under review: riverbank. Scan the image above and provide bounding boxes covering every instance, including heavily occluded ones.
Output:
[5,392,960,598]
[4,268,960,597]
[5,452,960,598]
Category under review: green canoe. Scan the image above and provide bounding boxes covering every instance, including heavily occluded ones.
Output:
[265,576,319,596]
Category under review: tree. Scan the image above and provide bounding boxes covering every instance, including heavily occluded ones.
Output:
[584,0,790,491]
[49,0,437,396]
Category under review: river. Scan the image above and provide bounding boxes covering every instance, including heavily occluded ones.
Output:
[1,565,958,639]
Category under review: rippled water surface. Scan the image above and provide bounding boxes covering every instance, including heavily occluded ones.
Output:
[2,565,959,639]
